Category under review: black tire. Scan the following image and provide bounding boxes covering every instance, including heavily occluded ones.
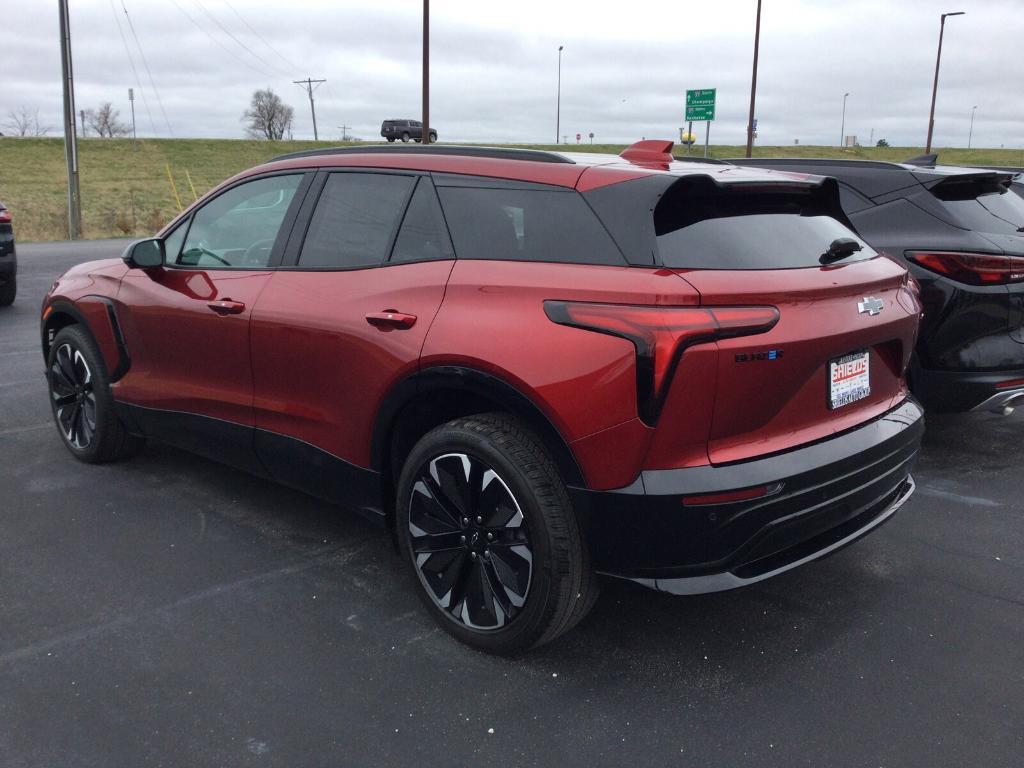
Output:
[396,413,598,654]
[401,132,410,143]
[0,277,14,307]
[46,325,145,463]
[386,137,395,143]
[429,132,438,143]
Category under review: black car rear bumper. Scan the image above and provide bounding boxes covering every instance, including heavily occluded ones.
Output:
[569,399,923,593]
[911,359,1024,412]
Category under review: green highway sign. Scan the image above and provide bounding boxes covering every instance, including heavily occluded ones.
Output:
[685,88,716,121]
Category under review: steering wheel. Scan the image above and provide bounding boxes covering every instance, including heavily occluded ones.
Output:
[188,240,231,267]
[241,238,276,267]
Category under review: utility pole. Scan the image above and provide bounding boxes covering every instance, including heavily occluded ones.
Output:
[128,87,137,140]
[926,11,965,154]
[58,0,81,240]
[293,77,326,140]
[79,109,86,137]
[968,105,977,149]
[745,0,762,158]
[422,0,430,145]
[338,125,352,142]
[556,45,564,144]
[840,92,850,147]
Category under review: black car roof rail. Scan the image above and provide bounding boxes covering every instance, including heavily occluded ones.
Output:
[672,156,733,165]
[268,145,576,164]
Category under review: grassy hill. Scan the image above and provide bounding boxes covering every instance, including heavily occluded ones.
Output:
[2,136,1022,242]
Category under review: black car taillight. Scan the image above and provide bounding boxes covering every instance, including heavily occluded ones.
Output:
[906,251,1024,286]
[544,301,779,423]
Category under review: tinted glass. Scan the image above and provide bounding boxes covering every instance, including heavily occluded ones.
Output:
[939,190,1024,235]
[390,179,454,263]
[656,188,873,269]
[163,218,188,262]
[300,173,415,269]
[437,187,624,265]
[179,174,301,268]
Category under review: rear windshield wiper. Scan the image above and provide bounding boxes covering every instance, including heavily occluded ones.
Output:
[820,237,863,265]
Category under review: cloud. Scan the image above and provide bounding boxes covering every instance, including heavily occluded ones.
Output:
[3,0,1021,148]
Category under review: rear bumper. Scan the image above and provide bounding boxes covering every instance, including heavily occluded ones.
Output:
[911,360,1024,412]
[569,399,923,592]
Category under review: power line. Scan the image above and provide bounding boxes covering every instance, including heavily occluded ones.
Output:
[120,1,174,136]
[221,0,303,73]
[191,0,291,79]
[168,0,277,80]
[107,0,158,135]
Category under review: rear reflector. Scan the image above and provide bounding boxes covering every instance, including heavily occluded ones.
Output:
[906,251,1024,286]
[996,378,1024,390]
[682,482,785,506]
[544,301,779,423]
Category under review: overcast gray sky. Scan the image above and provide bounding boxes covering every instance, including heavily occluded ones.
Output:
[3,0,1022,148]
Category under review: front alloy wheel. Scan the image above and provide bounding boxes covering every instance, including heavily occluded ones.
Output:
[50,342,97,450]
[408,452,533,630]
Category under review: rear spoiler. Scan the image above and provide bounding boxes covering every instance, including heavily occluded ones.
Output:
[926,171,1014,200]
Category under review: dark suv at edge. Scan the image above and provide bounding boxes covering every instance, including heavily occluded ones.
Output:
[40,142,922,653]
[0,200,16,306]
[734,157,1024,414]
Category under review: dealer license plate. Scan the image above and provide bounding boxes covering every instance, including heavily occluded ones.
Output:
[829,351,871,409]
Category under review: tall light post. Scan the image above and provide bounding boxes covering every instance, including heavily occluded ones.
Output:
[968,105,977,149]
[925,11,965,154]
[422,0,430,145]
[556,45,564,145]
[840,92,849,147]
[744,0,762,158]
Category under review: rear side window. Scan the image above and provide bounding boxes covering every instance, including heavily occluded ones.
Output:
[933,180,1024,236]
[655,180,874,269]
[436,185,624,265]
[300,173,415,269]
[390,178,454,263]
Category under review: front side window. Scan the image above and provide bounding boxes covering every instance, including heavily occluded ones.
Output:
[162,218,189,262]
[178,174,302,268]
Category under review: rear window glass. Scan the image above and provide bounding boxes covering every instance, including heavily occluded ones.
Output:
[936,188,1024,236]
[655,185,874,269]
[436,186,624,265]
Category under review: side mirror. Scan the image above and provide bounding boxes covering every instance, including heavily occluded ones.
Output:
[122,238,164,269]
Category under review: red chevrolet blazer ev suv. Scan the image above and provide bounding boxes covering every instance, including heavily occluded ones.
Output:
[41,141,923,653]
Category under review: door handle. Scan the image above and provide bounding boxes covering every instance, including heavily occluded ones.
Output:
[365,310,417,329]
[207,299,246,315]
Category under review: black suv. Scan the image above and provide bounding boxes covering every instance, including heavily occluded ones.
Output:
[733,157,1024,414]
[0,200,15,306]
[380,119,437,143]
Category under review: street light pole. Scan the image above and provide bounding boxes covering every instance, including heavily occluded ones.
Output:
[840,92,849,147]
[925,11,965,154]
[744,0,762,159]
[422,0,430,145]
[556,45,563,145]
[968,105,977,149]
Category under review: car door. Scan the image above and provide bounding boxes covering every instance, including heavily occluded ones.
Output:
[115,171,312,470]
[249,171,455,517]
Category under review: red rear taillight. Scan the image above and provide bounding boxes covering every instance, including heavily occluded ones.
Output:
[544,301,779,423]
[682,482,784,507]
[906,251,1024,286]
[0,209,10,224]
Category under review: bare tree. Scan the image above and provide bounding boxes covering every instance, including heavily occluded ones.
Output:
[5,106,49,136]
[85,103,130,138]
[243,89,294,140]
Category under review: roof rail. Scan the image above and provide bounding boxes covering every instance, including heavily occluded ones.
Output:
[267,144,576,165]
[725,157,911,171]
[673,156,733,166]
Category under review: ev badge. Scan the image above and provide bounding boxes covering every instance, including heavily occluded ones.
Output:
[858,297,884,316]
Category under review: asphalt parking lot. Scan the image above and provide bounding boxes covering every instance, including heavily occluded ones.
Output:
[1,239,1022,767]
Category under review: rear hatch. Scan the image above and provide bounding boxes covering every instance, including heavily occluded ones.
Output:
[647,175,920,466]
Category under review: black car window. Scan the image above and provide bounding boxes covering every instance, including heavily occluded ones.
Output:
[655,181,874,269]
[299,173,415,269]
[179,174,302,269]
[436,186,625,265]
[163,218,189,262]
[938,189,1024,235]
[390,178,454,263]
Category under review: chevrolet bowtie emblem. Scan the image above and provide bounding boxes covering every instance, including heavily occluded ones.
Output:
[858,297,884,316]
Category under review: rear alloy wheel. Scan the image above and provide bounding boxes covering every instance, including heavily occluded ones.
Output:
[397,414,597,654]
[47,325,144,463]
[401,132,410,142]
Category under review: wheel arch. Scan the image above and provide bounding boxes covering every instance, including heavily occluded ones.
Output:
[372,365,588,520]
[42,298,130,380]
